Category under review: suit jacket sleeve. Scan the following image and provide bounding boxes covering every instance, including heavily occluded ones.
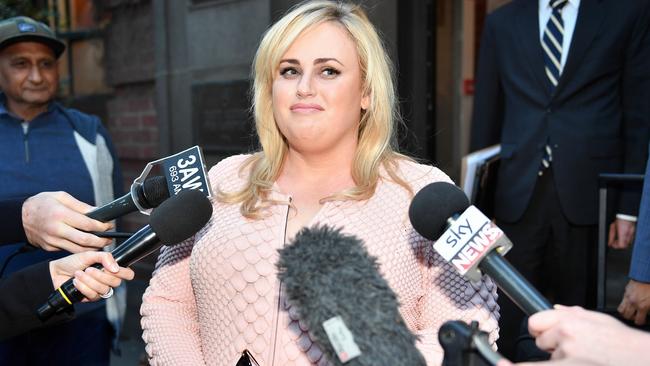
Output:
[470,15,504,152]
[0,197,28,245]
[619,1,650,216]
[0,261,74,340]
[629,144,650,282]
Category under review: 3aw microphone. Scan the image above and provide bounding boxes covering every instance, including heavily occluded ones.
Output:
[408,182,551,315]
[37,189,213,321]
[277,225,426,366]
[86,176,169,222]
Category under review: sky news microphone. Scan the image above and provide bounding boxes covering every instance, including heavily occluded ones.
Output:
[277,225,426,366]
[86,175,169,222]
[37,189,212,321]
[408,182,551,315]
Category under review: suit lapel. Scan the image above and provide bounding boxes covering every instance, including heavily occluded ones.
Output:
[554,0,607,95]
[515,0,551,97]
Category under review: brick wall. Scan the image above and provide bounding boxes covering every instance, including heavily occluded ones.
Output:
[106,85,159,231]
[102,0,158,233]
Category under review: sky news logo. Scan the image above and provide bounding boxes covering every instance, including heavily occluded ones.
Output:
[434,205,503,276]
[449,223,502,273]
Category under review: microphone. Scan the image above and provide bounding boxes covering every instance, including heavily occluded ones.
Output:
[408,182,551,315]
[277,225,426,366]
[37,189,213,321]
[86,176,169,222]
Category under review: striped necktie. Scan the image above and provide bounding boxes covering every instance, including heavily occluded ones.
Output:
[542,0,568,87]
[539,0,568,176]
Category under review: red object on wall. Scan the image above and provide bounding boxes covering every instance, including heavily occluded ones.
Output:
[463,79,475,95]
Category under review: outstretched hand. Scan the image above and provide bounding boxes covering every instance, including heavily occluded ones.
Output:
[498,306,650,366]
[49,251,134,302]
[22,191,114,253]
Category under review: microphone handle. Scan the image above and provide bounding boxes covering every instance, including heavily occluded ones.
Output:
[36,227,161,321]
[479,250,552,315]
[111,229,159,266]
[86,192,137,222]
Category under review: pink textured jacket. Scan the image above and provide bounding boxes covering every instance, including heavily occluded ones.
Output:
[141,155,499,366]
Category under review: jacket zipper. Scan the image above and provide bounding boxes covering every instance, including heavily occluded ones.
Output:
[21,122,29,163]
[270,197,292,366]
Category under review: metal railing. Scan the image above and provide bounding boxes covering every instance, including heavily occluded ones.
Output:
[597,173,645,309]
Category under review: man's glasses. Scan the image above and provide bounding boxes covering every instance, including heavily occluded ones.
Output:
[236,349,260,366]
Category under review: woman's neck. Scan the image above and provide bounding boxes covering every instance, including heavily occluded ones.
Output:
[278,148,356,194]
[285,148,352,177]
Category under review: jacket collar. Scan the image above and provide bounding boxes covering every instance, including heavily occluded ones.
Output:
[0,92,59,121]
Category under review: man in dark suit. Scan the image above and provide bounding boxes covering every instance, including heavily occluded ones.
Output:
[470,0,650,359]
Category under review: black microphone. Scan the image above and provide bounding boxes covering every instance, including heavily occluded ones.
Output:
[86,176,169,222]
[37,189,212,321]
[408,182,551,315]
[277,225,426,366]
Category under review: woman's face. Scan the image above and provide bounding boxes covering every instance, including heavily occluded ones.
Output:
[272,21,369,155]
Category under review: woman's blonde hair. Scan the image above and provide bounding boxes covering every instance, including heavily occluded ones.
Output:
[219,0,413,219]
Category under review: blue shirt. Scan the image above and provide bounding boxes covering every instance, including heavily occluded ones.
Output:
[629,143,650,282]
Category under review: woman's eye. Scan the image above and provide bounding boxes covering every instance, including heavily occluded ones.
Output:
[321,67,340,77]
[280,67,299,77]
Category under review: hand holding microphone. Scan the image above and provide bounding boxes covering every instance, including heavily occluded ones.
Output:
[0,251,136,341]
[21,176,169,253]
[22,191,115,252]
[37,189,213,321]
[496,306,650,366]
[49,251,135,302]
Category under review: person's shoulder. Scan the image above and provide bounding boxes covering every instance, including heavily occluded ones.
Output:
[485,0,521,23]
[55,104,104,141]
[58,105,100,125]
[207,153,254,191]
[394,158,453,192]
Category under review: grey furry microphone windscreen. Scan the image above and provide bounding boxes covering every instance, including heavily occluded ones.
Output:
[277,225,426,366]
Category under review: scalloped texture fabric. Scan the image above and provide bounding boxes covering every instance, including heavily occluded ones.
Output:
[141,154,499,366]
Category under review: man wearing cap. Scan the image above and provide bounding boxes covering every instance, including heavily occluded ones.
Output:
[0,16,124,365]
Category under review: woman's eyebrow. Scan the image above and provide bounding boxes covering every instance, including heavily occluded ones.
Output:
[314,57,344,66]
[278,58,344,66]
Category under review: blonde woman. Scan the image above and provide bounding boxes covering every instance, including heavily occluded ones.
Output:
[141,1,498,365]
